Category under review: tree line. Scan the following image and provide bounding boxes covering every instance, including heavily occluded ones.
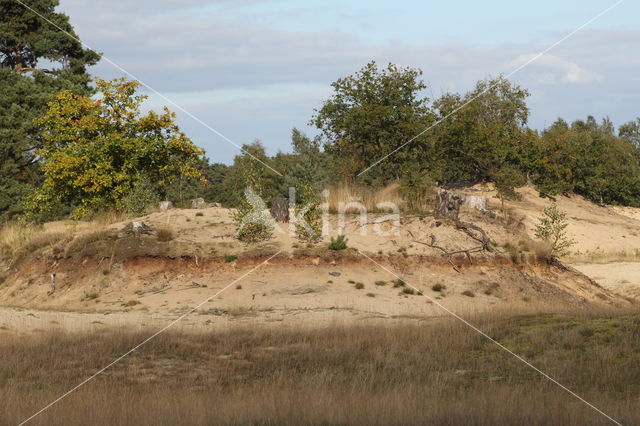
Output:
[2,1,640,224]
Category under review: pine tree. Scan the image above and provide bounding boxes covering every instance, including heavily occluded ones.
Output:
[0,0,100,221]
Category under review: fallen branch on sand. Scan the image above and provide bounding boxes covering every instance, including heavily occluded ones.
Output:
[410,233,473,272]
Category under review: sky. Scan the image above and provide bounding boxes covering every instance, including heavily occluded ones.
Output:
[54,0,640,164]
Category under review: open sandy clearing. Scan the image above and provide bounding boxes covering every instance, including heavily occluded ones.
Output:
[573,262,640,300]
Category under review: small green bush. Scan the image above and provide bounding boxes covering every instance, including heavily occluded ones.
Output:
[328,234,348,250]
[224,254,238,262]
[402,287,415,295]
[375,280,386,286]
[355,282,365,290]
[393,279,405,288]
[124,177,160,218]
[366,293,375,297]
[462,290,475,297]
[431,283,445,292]
[196,212,204,217]
[534,203,575,256]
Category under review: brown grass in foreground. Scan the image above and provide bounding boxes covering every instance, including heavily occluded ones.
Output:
[2,313,640,425]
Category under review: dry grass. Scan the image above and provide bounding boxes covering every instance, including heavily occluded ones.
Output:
[0,222,72,265]
[324,182,405,213]
[89,209,127,226]
[2,312,639,425]
[64,230,116,258]
[531,240,554,262]
[156,226,175,242]
[0,210,127,266]
[566,248,640,264]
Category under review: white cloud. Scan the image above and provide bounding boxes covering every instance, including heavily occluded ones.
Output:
[507,53,602,84]
[53,1,638,162]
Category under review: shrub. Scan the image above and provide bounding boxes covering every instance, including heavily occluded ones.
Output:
[195,212,204,217]
[431,283,445,292]
[534,203,575,256]
[399,167,434,212]
[392,279,405,288]
[355,282,365,290]
[328,234,348,250]
[235,215,273,243]
[83,292,99,301]
[236,285,242,290]
[366,293,375,297]
[503,241,522,262]
[402,287,415,295]
[294,179,322,243]
[375,280,386,286]
[122,300,140,307]
[462,290,475,297]
[124,177,160,218]
[224,254,238,263]
[156,226,175,242]
[233,165,273,243]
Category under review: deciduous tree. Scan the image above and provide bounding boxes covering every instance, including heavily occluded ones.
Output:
[25,78,204,218]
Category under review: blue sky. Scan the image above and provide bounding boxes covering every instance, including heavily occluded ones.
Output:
[57,0,639,164]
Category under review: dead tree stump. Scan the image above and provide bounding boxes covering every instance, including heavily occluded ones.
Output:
[119,221,154,237]
[270,197,289,222]
[434,189,463,221]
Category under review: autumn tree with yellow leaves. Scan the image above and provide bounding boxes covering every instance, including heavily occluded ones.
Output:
[25,78,204,219]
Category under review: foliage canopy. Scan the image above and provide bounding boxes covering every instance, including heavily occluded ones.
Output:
[25,78,204,218]
[0,0,100,222]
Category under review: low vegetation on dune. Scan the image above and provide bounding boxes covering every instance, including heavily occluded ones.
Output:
[2,313,639,425]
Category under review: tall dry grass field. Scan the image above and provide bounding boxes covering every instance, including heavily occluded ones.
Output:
[2,313,639,425]
[324,182,406,213]
[0,211,126,266]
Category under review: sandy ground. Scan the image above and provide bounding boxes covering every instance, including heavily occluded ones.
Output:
[2,185,640,335]
[462,184,640,260]
[0,256,628,336]
[464,185,640,299]
[573,262,640,300]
